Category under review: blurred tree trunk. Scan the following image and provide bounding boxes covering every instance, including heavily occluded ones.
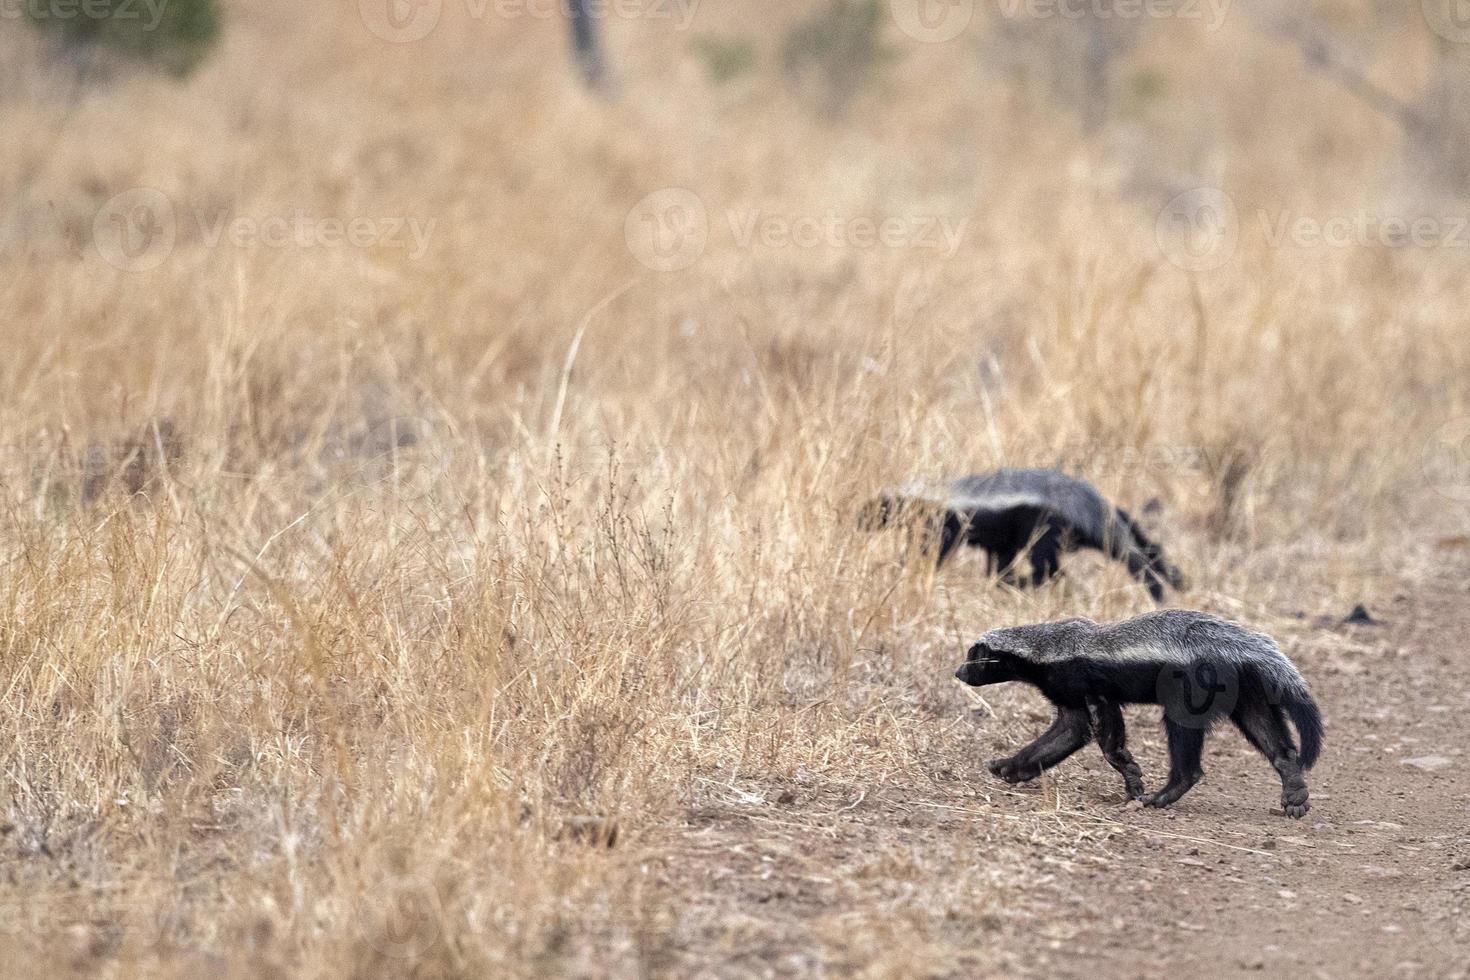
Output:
[569,0,610,93]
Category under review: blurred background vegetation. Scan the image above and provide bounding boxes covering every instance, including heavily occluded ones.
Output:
[25,0,220,76]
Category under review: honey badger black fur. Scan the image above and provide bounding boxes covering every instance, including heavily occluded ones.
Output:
[954,610,1324,818]
[861,468,1184,601]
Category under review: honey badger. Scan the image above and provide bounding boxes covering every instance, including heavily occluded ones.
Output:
[861,468,1185,600]
[954,610,1324,818]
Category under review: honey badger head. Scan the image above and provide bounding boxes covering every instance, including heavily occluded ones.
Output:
[856,495,896,531]
[857,493,947,532]
[954,642,1012,686]
[954,619,1094,685]
[953,632,1032,686]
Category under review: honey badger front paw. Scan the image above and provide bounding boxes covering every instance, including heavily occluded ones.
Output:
[987,757,1041,783]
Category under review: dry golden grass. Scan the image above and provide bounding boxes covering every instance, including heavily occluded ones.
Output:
[1,1,1469,976]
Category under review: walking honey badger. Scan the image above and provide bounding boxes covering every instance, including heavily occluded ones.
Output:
[954,610,1324,818]
[860,468,1185,601]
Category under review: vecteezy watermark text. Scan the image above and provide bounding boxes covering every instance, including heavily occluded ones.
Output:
[994,0,1231,31]
[93,189,436,271]
[1155,187,1470,271]
[0,0,168,30]
[191,210,436,257]
[726,209,968,254]
[623,187,970,271]
[1259,210,1470,250]
[358,0,698,43]
[491,0,696,26]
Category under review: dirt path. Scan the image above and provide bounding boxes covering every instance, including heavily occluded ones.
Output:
[647,575,1470,978]
[1054,580,1470,980]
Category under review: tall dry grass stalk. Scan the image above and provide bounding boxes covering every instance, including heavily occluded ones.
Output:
[0,0,1467,974]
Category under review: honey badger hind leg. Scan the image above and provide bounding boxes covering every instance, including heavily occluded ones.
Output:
[1232,700,1312,818]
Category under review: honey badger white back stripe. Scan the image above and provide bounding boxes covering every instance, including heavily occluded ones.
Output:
[979,609,1309,697]
[892,469,1118,544]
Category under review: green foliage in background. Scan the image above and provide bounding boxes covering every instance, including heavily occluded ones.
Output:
[693,34,759,86]
[27,0,222,77]
[782,0,898,118]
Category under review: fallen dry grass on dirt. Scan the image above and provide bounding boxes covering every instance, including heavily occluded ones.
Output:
[1,1,1468,976]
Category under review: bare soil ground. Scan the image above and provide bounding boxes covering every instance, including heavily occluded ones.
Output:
[647,566,1470,979]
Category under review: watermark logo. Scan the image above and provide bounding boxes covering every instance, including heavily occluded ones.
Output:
[1422,0,1470,43]
[93,187,177,272]
[890,0,974,42]
[1155,187,1238,272]
[356,873,443,958]
[360,0,443,43]
[1423,416,1470,503]
[625,188,708,272]
[1156,662,1238,729]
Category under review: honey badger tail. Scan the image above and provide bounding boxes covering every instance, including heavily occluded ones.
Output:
[1113,508,1186,594]
[1283,689,1324,770]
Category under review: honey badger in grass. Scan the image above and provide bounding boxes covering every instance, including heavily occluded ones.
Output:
[954,610,1324,818]
[861,469,1185,601]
